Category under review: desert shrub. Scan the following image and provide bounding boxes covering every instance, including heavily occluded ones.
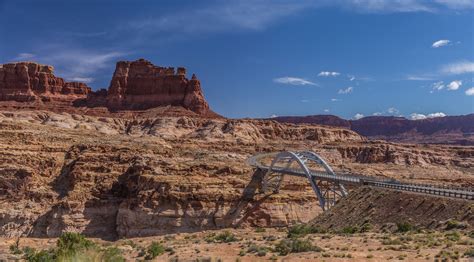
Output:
[9,239,22,255]
[341,226,359,234]
[396,222,413,233]
[287,224,326,238]
[446,220,464,230]
[360,222,373,233]
[145,241,165,260]
[100,247,125,262]
[205,231,238,243]
[464,248,474,257]
[275,238,323,255]
[56,232,96,259]
[255,227,266,233]
[25,249,55,262]
[247,244,268,257]
[445,231,461,242]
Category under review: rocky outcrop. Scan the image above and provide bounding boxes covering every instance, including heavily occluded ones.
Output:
[273,114,474,145]
[0,59,214,117]
[103,59,209,114]
[0,62,91,103]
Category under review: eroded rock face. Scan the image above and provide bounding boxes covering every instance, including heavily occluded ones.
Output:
[0,62,91,102]
[0,59,214,117]
[92,59,210,114]
[0,111,472,239]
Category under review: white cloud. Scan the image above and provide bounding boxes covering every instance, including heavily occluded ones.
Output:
[387,107,399,114]
[273,77,317,86]
[373,112,382,116]
[331,98,340,102]
[410,112,447,120]
[68,77,94,83]
[300,99,310,103]
[432,39,450,48]
[12,53,36,61]
[466,87,474,96]
[337,86,354,95]
[348,75,356,81]
[354,113,364,120]
[406,75,435,81]
[428,112,447,118]
[324,109,330,112]
[432,81,445,91]
[318,71,340,77]
[447,80,462,90]
[270,114,278,118]
[338,86,353,94]
[441,61,474,75]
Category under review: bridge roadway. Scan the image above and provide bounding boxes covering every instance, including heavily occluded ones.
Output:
[248,153,474,201]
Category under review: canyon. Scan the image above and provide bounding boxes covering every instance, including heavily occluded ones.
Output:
[0,59,472,260]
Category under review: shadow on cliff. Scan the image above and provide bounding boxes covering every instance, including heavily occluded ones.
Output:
[221,168,273,228]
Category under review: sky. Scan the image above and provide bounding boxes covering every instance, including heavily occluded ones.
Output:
[0,0,473,119]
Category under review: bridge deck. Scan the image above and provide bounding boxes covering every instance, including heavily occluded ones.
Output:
[248,153,474,200]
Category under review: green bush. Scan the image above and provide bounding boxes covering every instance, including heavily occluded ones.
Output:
[341,226,359,234]
[287,224,326,238]
[396,222,413,233]
[275,238,323,255]
[56,232,96,259]
[205,231,238,243]
[145,242,165,260]
[25,249,55,262]
[445,231,461,242]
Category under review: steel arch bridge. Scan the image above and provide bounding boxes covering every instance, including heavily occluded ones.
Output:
[248,151,474,210]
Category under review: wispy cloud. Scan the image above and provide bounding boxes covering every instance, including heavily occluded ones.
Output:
[36,48,126,84]
[273,76,317,86]
[466,87,474,96]
[434,0,474,9]
[12,53,36,61]
[406,75,435,81]
[301,99,310,103]
[338,86,353,94]
[318,71,340,77]
[441,61,474,75]
[432,81,445,91]
[331,98,341,102]
[410,112,447,120]
[432,39,450,48]
[128,1,314,34]
[69,77,94,84]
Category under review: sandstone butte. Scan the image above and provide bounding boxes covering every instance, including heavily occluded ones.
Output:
[0,59,216,117]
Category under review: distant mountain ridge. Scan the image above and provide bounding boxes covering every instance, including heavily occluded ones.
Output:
[272,114,474,145]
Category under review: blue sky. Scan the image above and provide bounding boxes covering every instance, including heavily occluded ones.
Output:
[0,0,473,119]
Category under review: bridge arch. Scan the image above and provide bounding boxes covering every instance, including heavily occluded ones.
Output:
[261,151,347,210]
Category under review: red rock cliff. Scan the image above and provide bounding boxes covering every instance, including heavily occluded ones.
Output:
[105,59,210,114]
[0,62,91,102]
